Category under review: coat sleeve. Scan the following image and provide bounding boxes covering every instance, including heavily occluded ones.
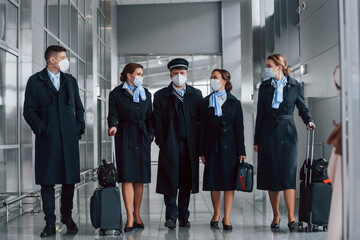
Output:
[107,90,118,129]
[153,91,164,146]
[23,76,45,135]
[72,77,85,135]
[195,90,203,157]
[145,92,154,140]
[254,84,266,145]
[235,100,246,156]
[295,83,314,125]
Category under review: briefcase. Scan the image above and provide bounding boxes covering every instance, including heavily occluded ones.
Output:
[236,161,253,192]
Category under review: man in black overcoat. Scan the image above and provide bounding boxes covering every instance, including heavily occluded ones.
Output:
[23,46,85,237]
[153,58,203,229]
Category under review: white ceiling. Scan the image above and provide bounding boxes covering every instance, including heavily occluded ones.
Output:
[116,0,220,5]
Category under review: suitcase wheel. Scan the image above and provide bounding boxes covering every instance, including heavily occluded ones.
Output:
[323,226,328,232]
[114,229,122,235]
[298,222,304,232]
[99,229,106,236]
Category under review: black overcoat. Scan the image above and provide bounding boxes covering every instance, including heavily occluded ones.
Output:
[107,84,154,183]
[153,84,203,196]
[23,68,85,185]
[199,92,246,191]
[254,76,313,191]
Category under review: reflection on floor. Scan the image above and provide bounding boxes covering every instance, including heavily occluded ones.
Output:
[0,165,327,240]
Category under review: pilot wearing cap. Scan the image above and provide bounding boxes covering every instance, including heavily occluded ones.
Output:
[153,58,203,229]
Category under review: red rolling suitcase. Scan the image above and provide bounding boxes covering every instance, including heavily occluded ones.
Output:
[298,128,332,232]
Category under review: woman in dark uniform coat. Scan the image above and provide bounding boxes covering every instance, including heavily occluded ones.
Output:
[254,54,315,231]
[108,63,154,232]
[199,69,246,230]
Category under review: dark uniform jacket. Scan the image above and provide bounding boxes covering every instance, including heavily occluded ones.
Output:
[153,83,203,196]
[23,68,85,185]
[254,76,313,190]
[107,83,154,183]
[199,92,246,190]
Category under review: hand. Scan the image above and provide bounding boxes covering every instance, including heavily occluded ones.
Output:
[239,155,246,162]
[108,127,117,136]
[307,122,315,130]
[200,156,205,164]
[254,145,258,153]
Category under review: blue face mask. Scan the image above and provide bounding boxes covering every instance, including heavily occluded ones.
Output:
[265,67,277,78]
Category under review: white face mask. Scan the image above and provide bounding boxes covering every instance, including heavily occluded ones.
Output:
[210,78,222,91]
[56,58,70,72]
[133,75,144,87]
[172,74,187,87]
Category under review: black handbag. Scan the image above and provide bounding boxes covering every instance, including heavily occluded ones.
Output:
[300,158,330,184]
[236,161,254,192]
[97,159,119,188]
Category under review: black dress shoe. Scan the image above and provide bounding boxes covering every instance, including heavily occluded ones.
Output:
[179,219,191,228]
[133,221,145,229]
[61,217,78,234]
[270,218,281,231]
[288,221,299,232]
[124,224,134,232]
[222,219,233,231]
[40,224,56,237]
[164,219,176,229]
[210,216,220,228]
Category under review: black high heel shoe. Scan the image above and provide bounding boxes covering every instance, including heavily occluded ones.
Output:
[270,218,281,231]
[124,221,134,232]
[134,221,144,229]
[210,216,220,228]
[287,221,298,232]
[222,218,233,231]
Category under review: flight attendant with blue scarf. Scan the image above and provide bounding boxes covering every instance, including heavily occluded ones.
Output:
[254,54,315,231]
[199,69,246,231]
[108,63,154,232]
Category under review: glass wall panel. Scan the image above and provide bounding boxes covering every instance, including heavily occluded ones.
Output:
[70,53,78,79]
[48,0,59,37]
[0,149,18,195]
[47,33,58,46]
[78,60,85,89]
[60,0,69,45]
[0,50,18,145]
[3,1,18,49]
[78,0,85,15]
[79,143,86,171]
[70,4,78,53]
[78,15,85,59]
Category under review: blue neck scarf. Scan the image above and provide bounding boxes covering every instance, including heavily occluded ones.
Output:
[209,90,226,116]
[127,82,146,103]
[271,76,287,109]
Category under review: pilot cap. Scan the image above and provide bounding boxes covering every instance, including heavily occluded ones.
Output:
[167,58,189,71]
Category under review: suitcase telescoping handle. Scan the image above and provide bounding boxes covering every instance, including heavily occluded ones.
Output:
[305,126,315,186]
[110,132,116,167]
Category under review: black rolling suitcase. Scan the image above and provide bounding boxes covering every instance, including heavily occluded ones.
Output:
[90,135,122,235]
[298,128,332,232]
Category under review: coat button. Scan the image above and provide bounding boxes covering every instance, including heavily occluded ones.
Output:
[136,146,139,149]
[281,141,284,144]
[224,146,227,149]
[223,129,226,132]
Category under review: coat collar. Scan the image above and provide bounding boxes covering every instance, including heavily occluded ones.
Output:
[165,83,195,96]
[39,68,69,93]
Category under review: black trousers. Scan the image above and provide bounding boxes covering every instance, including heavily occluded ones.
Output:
[41,184,75,225]
[164,139,192,222]
[164,189,191,222]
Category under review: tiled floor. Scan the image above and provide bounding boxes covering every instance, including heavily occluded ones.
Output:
[0,165,327,240]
